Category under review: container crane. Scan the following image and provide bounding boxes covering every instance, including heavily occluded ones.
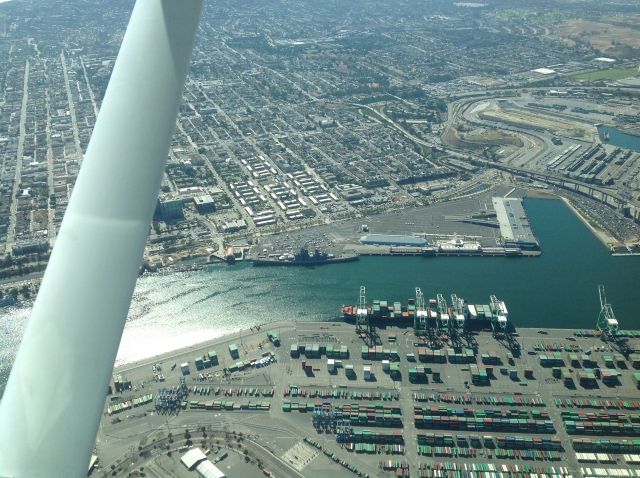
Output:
[436,293,450,337]
[415,287,428,335]
[355,285,368,333]
[490,294,509,335]
[313,404,351,441]
[596,285,619,336]
[450,294,466,331]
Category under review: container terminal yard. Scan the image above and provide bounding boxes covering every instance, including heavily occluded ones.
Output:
[95,288,640,478]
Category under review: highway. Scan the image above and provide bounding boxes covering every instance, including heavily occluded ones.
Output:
[361,92,629,210]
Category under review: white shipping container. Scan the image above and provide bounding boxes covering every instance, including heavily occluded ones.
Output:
[467,304,477,319]
[363,365,372,380]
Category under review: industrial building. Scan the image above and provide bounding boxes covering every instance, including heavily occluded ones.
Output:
[492,197,540,249]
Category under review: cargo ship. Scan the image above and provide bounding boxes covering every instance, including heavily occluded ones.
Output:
[341,289,510,332]
[253,247,359,267]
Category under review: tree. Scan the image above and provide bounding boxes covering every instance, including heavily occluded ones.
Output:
[1,254,13,268]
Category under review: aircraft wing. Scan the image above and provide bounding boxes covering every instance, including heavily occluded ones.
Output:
[0,1,202,476]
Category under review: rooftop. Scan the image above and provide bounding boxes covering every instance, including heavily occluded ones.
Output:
[492,197,539,248]
[196,460,226,478]
[181,448,207,470]
[360,234,427,247]
[532,67,556,75]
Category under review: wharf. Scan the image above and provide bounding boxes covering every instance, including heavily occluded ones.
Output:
[351,243,540,258]
[98,320,640,478]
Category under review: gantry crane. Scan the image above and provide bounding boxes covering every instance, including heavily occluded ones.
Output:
[490,294,509,335]
[356,285,369,333]
[596,285,619,336]
[450,294,466,332]
[313,404,351,441]
[415,287,428,335]
[436,293,450,337]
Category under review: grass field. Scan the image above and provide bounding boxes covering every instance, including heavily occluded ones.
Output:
[493,8,566,25]
[573,67,639,82]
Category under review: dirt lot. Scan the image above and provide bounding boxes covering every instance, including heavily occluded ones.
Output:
[443,125,524,149]
[479,107,596,141]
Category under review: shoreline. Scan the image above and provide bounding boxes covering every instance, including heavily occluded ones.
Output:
[113,319,317,372]
[111,320,599,372]
[0,194,621,291]
[0,194,612,311]
[525,189,557,199]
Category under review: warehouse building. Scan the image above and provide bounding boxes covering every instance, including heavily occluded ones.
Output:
[492,197,540,249]
[360,234,427,247]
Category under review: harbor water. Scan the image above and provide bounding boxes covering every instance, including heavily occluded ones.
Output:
[597,125,640,152]
[1,198,640,394]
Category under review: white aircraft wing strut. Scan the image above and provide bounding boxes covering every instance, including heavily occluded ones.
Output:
[0,1,202,476]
